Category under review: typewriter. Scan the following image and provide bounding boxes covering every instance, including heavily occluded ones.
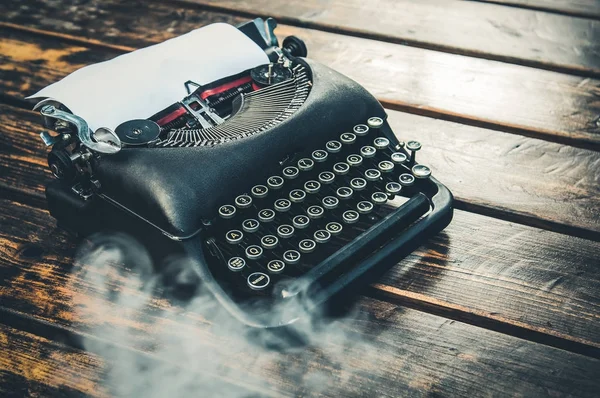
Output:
[33,19,453,327]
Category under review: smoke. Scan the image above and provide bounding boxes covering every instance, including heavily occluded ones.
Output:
[69,232,388,397]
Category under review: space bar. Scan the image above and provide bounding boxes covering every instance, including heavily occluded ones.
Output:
[283,192,430,298]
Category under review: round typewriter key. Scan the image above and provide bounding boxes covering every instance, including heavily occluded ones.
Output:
[314,229,331,244]
[354,124,370,136]
[245,245,263,260]
[228,257,246,272]
[242,219,260,233]
[374,137,390,150]
[261,235,279,249]
[406,140,422,152]
[371,192,388,205]
[326,221,343,235]
[289,189,306,203]
[340,132,356,145]
[283,250,301,265]
[299,239,317,254]
[357,201,374,214]
[326,140,342,153]
[283,166,299,180]
[277,224,295,238]
[407,140,421,163]
[312,150,328,163]
[391,152,408,164]
[267,259,285,274]
[336,187,354,200]
[322,196,339,210]
[247,272,270,291]
[399,173,415,187]
[274,198,292,212]
[360,145,376,158]
[293,215,310,229]
[258,208,276,222]
[307,205,325,219]
[342,210,360,224]
[367,117,383,129]
[333,162,350,175]
[347,154,363,167]
[386,182,402,195]
[226,230,243,244]
[267,175,284,189]
[297,158,314,171]
[235,195,253,209]
[412,164,432,179]
[350,177,367,191]
[318,171,335,184]
[365,168,381,181]
[251,185,269,198]
[218,205,236,219]
[378,160,395,173]
[304,180,321,194]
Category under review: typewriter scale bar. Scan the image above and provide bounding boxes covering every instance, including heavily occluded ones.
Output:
[202,118,433,305]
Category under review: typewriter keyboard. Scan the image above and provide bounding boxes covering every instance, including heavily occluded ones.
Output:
[203,117,432,301]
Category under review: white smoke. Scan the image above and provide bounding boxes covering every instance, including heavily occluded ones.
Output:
[68,232,389,397]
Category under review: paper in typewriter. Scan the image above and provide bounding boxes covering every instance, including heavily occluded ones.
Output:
[27,23,269,131]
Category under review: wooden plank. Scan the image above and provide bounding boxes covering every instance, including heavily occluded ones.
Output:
[178,0,600,77]
[473,0,600,19]
[0,322,263,398]
[0,105,49,207]
[3,88,600,240]
[1,180,600,357]
[0,204,600,397]
[7,0,599,76]
[2,4,600,149]
[0,324,105,397]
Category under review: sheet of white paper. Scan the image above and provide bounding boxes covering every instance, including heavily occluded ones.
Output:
[27,23,269,131]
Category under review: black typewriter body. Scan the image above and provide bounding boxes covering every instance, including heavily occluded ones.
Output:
[37,19,453,327]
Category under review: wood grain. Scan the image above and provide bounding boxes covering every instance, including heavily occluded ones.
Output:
[2,1,600,148]
[174,0,600,77]
[473,0,600,19]
[3,91,600,240]
[0,200,599,396]
[1,183,599,358]
[0,324,105,397]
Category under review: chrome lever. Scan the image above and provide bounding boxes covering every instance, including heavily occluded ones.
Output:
[39,105,121,154]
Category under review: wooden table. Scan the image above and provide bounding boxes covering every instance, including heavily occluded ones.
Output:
[1,1,600,396]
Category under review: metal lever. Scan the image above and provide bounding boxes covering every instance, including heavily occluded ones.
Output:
[39,105,121,154]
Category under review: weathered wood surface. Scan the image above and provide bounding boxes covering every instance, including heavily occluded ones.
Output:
[3,96,600,240]
[476,0,600,19]
[0,324,105,397]
[2,0,600,396]
[0,200,599,397]
[2,1,600,149]
[1,186,600,359]
[177,0,600,77]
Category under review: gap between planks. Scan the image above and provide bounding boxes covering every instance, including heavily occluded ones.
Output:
[465,0,600,20]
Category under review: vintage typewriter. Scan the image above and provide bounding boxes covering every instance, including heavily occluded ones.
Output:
[33,19,453,327]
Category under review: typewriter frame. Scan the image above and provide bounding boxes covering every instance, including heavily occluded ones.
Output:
[37,18,453,328]
[45,120,453,328]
